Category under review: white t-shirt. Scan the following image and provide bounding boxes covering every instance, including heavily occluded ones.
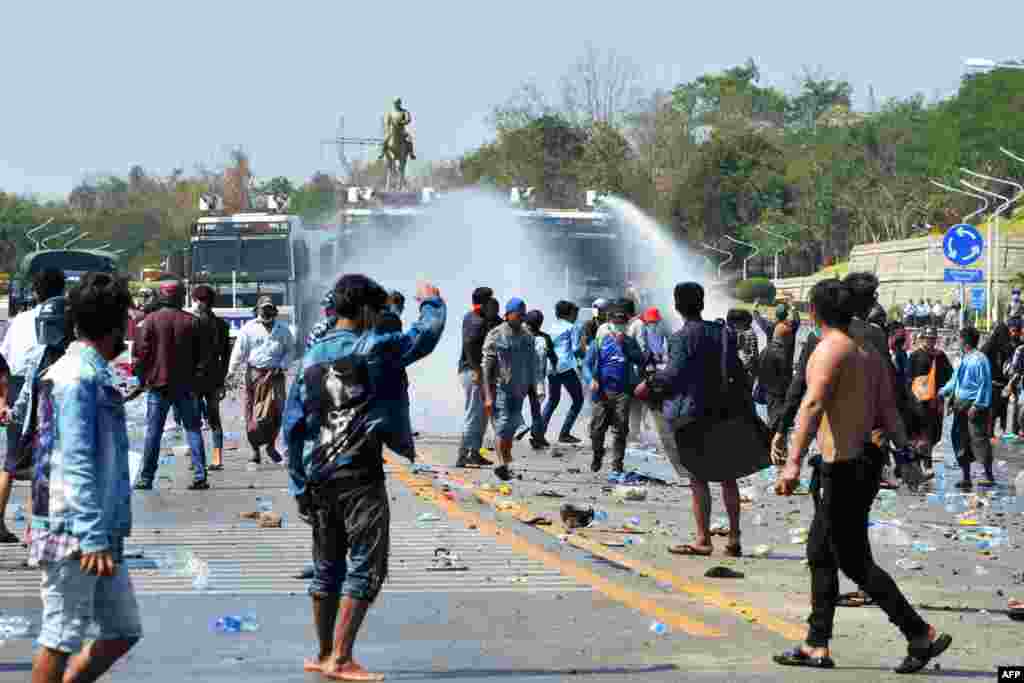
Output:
[0,306,40,377]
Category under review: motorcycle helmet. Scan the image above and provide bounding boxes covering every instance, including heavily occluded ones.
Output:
[36,296,69,348]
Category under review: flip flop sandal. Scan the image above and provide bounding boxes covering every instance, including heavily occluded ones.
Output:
[1008,608,1024,622]
[207,464,224,472]
[0,530,21,544]
[668,544,713,557]
[836,592,875,608]
[773,648,835,669]
[427,548,468,572]
[894,633,952,674]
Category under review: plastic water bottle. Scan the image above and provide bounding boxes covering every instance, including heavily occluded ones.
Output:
[239,615,260,632]
[0,616,32,639]
[13,505,24,522]
[593,510,609,523]
[213,616,242,633]
[256,497,272,513]
[649,621,667,635]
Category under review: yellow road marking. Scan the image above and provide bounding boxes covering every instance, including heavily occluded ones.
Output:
[386,455,722,637]
[400,450,807,642]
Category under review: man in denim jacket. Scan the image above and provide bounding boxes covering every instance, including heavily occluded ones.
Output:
[29,273,140,683]
[285,275,445,681]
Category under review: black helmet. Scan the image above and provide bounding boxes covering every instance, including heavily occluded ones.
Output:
[36,296,69,348]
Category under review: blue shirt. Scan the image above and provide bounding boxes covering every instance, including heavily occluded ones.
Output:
[939,350,991,408]
[547,318,581,376]
[29,342,132,563]
[285,298,446,496]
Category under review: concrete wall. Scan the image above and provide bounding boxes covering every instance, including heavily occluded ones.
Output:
[774,234,1024,313]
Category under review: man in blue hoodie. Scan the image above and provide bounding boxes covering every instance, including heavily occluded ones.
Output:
[285,275,445,681]
[584,298,646,475]
[540,300,585,445]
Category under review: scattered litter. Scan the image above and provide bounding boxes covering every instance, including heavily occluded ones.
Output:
[704,566,745,579]
[710,518,729,534]
[593,510,609,523]
[497,484,513,496]
[750,544,772,558]
[520,515,551,526]
[911,542,936,553]
[789,527,809,544]
[612,485,648,502]
[975,565,990,577]
[649,621,667,635]
[0,616,32,639]
[739,487,758,503]
[751,513,766,526]
[895,558,923,571]
[537,489,564,498]
[256,497,272,513]
[560,504,594,529]
[212,615,260,634]
[495,500,517,511]
[428,549,468,571]
[258,513,282,528]
[12,505,24,522]
[417,512,442,523]
[602,539,627,548]
[240,511,261,521]
[411,463,433,475]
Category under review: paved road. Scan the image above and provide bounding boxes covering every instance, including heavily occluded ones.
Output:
[0,400,1017,681]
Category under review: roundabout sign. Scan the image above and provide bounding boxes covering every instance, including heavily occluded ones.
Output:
[943,223,984,266]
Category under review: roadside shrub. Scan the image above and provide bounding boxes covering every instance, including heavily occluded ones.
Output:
[734,278,776,303]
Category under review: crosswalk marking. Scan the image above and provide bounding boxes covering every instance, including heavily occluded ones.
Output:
[0,523,589,597]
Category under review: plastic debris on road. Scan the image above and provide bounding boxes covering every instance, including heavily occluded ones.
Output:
[911,542,936,553]
[417,512,442,523]
[789,527,809,545]
[411,463,434,475]
[612,485,648,502]
[256,497,273,513]
[975,565,990,576]
[895,558,923,571]
[0,616,32,640]
[868,522,911,546]
[212,615,260,634]
[750,544,772,558]
[649,621,667,635]
[560,503,595,529]
[751,513,766,526]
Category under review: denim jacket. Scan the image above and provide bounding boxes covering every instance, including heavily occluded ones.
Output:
[652,319,743,422]
[582,323,646,394]
[547,319,582,376]
[285,298,446,496]
[29,342,132,561]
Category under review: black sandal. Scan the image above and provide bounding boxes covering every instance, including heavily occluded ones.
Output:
[894,633,952,674]
[773,647,835,669]
[207,464,224,471]
[836,591,875,608]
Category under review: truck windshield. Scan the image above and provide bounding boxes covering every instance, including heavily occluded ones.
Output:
[192,240,237,273]
[240,237,290,275]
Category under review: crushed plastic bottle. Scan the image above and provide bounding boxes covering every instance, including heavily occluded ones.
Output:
[417,512,441,523]
[256,497,273,513]
[612,485,647,502]
[975,565,989,576]
[213,616,242,633]
[593,510,609,523]
[649,621,667,635]
[789,527,809,544]
[13,505,24,522]
[911,542,936,553]
[868,523,911,546]
[192,561,211,591]
[750,544,772,558]
[0,616,32,639]
[895,558,923,571]
[751,513,766,526]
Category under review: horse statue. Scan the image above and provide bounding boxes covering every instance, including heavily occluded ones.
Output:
[381,98,415,191]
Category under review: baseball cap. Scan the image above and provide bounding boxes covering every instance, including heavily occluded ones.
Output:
[642,307,662,323]
[256,295,277,311]
[506,297,526,315]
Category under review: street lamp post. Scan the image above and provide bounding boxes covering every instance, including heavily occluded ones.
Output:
[959,168,1024,325]
[724,235,759,281]
[702,243,733,282]
[755,225,793,281]
[929,179,991,329]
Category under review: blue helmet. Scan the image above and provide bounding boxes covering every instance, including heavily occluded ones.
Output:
[35,296,69,348]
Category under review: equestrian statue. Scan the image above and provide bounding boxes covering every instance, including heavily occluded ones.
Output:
[380,97,416,191]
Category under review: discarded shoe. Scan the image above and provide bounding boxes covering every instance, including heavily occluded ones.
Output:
[560,503,594,529]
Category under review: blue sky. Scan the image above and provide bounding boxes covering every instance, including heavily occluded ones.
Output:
[1,0,1020,197]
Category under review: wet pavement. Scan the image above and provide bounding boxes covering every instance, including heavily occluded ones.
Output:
[0,389,1019,681]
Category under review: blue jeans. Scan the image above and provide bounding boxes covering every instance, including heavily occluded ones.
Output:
[459,370,485,454]
[542,369,584,438]
[140,389,207,484]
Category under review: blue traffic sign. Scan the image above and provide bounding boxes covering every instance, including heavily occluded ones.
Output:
[943,267,984,283]
[970,287,986,311]
[943,223,984,266]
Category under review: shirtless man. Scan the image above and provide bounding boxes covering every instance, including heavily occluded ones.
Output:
[773,278,952,674]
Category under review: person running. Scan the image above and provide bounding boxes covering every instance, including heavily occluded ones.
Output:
[228,296,294,465]
[286,276,445,681]
[191,285,231,472]
[585,299,647,477]
[540,300,585,445]
[482,298,538,481]
[940,326,994,489]
[134,280,208,491]
[456,287,495,468]
[773,278,952,674]
[907,328,953,467]
[517,310,554,450]
[0,268,65,543]
[634,283,744,557]
[30,273,143,683]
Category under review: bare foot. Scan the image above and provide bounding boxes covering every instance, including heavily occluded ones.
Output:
[321,658,384,681]
[303,655,329,672]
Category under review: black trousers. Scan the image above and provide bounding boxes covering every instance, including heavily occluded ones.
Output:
[806,447,928,647]
[590,391,631,470]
